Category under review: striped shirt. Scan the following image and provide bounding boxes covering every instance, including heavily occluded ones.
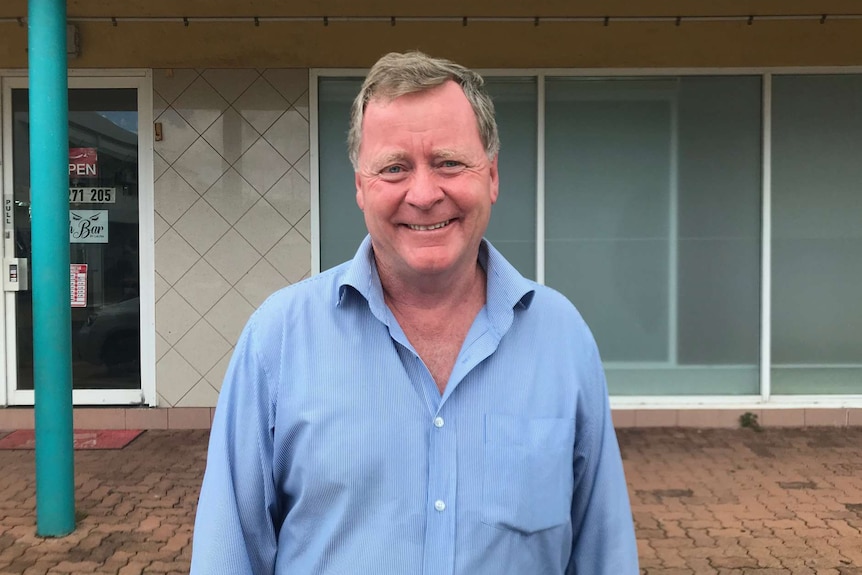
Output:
[191,236,638,574]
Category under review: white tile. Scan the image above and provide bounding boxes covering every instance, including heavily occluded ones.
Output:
[293,150,310,182]
[153,92,168,119]
[204,229,260,285]
[263,109,309,166]
[156,348,201,407]
[174,259,231,315]
[155,332,170,361]
[236,258,288,308]
[262,69,308,105]
[293,90,309,121]
[175,319,231,375]
[153,68,198,105]
[156,392,171,408]
[155,229,201,285]
[154,271,170,302]
[155,289,201,346]
[206,289,255,344]
[202,108,260,164]
[234,138,289,194]
[153,212,169,241]
[205,352,233,392]
[233,76,289,134]
[153,151,169,180]
[264,168,310,226]
[202,69,260,104]
[295,211,311,242]
[172,76,228,134]
[154,167,199,225]
[173,138,230,195]
[264,228,311,283]
[203,168,260,225]
[174,198,230,254]
[153,108,198,165]
[235,198,288,255]
[176,380,220,408]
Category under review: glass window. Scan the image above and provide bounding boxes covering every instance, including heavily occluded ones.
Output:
[545,77,761,395]
[771,75,862,394]
[13,88,140,390]
[317,77,537,277]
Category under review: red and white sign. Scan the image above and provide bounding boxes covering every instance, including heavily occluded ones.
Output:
[69,148,98,177]
[71,264,87,307]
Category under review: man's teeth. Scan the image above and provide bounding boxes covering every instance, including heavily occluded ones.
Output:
[408,220,451,231]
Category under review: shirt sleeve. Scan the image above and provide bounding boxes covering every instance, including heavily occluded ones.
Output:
[190,319,280,575]
[567,342,640,574]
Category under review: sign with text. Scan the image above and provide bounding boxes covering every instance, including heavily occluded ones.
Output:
[69,147,98,178]
[69,210,108,243]
[69,187,116,203]
[71,264,87,307]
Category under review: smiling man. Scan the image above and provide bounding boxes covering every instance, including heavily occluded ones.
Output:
[191,52,639,575]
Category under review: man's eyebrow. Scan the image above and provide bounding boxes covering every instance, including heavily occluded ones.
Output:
[369,151,409,169]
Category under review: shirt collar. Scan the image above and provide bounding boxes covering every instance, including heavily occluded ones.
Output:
[337,235,535,315]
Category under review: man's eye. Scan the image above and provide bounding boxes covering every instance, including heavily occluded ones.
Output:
[383,165,403,174]
[441,160,461,168]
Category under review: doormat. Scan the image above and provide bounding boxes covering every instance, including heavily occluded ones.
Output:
[0,429,144,450]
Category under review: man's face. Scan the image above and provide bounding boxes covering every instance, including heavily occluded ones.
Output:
[355,81,499,284]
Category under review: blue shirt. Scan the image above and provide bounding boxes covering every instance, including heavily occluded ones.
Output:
[191,237,639,575]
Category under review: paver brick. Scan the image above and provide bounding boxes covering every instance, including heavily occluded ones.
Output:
[4,428,862,573]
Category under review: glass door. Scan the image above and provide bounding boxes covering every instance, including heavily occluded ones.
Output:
[3,75,153,405]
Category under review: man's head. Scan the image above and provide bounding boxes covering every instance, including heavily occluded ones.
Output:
[352,52,500,286]
[348,51,499,171]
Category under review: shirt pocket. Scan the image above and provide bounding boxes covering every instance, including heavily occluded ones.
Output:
[481,413,575,534]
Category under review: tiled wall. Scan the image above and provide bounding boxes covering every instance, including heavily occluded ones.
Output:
[152,69,311,407]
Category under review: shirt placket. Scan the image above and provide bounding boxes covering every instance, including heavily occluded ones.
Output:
[422,407,457,575]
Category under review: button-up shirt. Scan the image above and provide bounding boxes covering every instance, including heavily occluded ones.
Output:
[191,236,639,574]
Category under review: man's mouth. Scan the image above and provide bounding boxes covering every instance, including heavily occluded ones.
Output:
[407,219,452,231]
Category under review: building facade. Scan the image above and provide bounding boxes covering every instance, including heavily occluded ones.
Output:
[0,0,861,427]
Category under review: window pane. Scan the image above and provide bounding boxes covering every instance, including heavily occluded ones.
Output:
[13,88,141,390]
[771,75,862,394]
[318,77,537,277]
[545,77,761,395]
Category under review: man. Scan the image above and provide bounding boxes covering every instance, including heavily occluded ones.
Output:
[191,51,638,574]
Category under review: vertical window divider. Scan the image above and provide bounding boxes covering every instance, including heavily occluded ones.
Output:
[668,91,679,366]
[309,70,321,276]
[536,73,546,285]
[760,73,773,402]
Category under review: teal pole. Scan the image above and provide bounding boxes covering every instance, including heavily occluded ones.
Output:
[28,0,75,536]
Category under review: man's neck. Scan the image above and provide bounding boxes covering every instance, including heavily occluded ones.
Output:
[377,259,486,314]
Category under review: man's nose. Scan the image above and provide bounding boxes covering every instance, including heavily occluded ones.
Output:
[405,166,444,209]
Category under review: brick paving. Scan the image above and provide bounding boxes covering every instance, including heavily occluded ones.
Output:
[1,427,861,574]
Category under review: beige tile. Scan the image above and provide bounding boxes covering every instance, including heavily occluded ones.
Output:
[805,408,848,427]
[760,408,806,428]
[124,408,168,429]
[0,408,35,429]
[634,409,678,428]
[168,407,212,429]
[157,348,202,406]
[73,408,126,429]
[677,409,752,428]
[611,409,635,429]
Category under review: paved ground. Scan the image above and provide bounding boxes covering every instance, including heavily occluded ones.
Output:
[1,427,862,574]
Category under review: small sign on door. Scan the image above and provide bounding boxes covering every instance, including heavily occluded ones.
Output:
[70,210,108,243]
[71,264,87,307]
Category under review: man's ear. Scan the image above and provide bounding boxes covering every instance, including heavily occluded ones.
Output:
[355,173,365,210]
[489,155,500,204]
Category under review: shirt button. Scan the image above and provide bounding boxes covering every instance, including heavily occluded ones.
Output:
[433,416,444,428]
[434,500,446,512]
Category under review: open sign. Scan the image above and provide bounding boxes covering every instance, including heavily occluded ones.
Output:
[69,147,98,177]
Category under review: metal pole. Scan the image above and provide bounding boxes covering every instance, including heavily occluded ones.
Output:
[28,0,75,536]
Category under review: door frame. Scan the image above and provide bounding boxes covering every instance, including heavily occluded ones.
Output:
[0,70,156,407]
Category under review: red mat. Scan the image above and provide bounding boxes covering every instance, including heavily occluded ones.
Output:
[0,429,144,450]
